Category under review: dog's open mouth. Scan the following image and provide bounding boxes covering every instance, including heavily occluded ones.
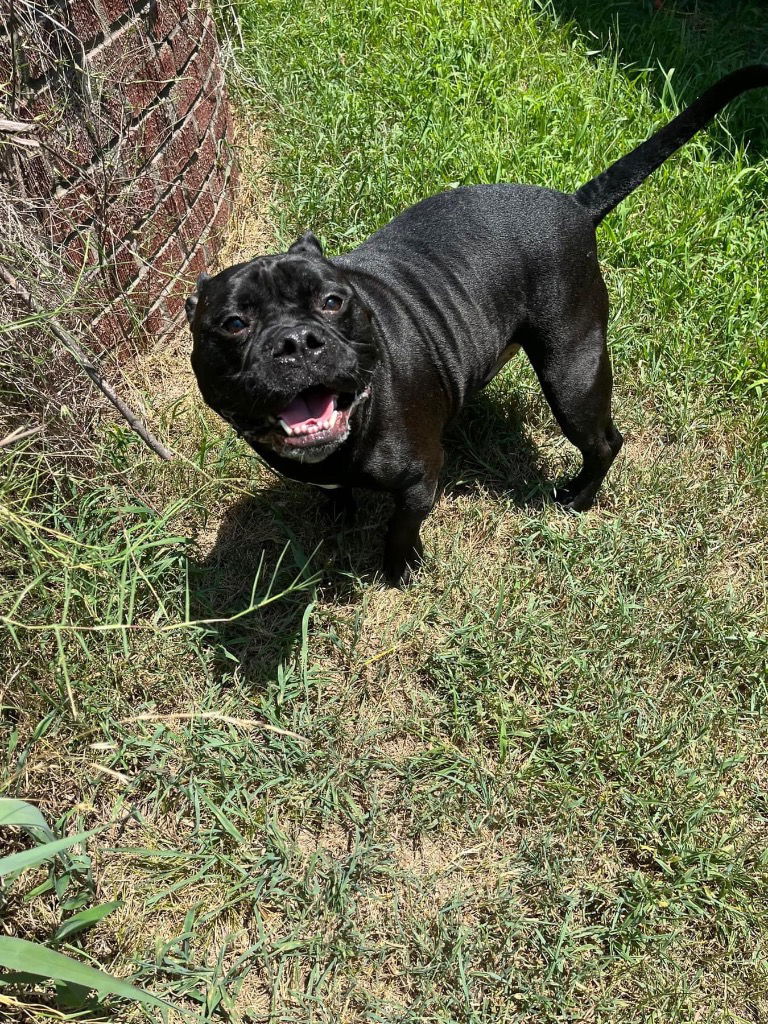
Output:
[239,385,370,457]
[276,386,353,446]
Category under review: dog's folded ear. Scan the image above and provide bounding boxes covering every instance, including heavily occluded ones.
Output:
[185,272,211,325]
[288,231,323,257]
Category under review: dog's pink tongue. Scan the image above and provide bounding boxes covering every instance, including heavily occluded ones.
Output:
[279,390,336,428]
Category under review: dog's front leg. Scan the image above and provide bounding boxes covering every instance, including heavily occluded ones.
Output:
[383,473,439,586]
[323,487,357,525]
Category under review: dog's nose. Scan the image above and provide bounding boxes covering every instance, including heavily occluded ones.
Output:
[272,327,325,360]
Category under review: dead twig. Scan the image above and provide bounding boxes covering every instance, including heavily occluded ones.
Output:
[0,265,174,461]
[0,118,38,133]
[0,424,42,447]
[121,711,307,742]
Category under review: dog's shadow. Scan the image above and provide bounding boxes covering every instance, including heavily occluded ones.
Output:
[442,386,555,506]
[188,385,555,680]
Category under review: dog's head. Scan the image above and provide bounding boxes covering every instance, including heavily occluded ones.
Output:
[186,233,377,463]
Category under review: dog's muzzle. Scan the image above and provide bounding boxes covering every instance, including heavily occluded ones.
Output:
[237,384,371,462]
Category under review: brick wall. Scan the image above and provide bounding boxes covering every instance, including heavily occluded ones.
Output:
[1,0,235,351]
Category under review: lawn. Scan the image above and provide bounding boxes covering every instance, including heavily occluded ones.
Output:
[2,1,767,1021]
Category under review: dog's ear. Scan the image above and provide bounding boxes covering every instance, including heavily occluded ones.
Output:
[288,231,323,257]
[185,272,210,326]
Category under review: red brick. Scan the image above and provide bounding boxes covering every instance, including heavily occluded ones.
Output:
[145,287,187,335]
[3,0,235,354]
[97,0,148,25]
[135,185,186,259]
[96,200,132,247]
[123,269,154,313]
[179,132,216,198]
[144,306,164,335]
[144,300,166,335]
[0,43,14,85]
[99,172,159,237]
[16,84,59,133]
[168,42,210,121]
[183,246,207,282]
[195,18,218,64]
[137,235,180,288]
[147,234,186,285]
[99,238,141,288]
[63,230,101,273]
[124,65,166,116]
[179,159,221,228]
[65,0,107,42]
[16,25,58,80]
[169,0,201,20]
[89,21,154,108]
[176,149,204,202]
[91,301,136,354]
[121,102,173,173]
[206,194,232,249]
[191,184,215,231]
[46,179,96,241]
[19,153,56,199]
[178,198,207,253]
[153,39,177,83]
[209,94,231,151]
[151,111,199,191]
[163,289,185,320]
[51,122,100,176]
[166,22,198,73]
[149,3,180,43]
[193,86,217,138]
[78,91,125,146]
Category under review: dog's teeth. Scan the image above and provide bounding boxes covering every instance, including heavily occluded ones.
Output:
[329,410,338,427]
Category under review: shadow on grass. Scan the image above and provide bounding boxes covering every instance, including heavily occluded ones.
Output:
[187,389,552,682]
[551,0,768,155]
[444,388,552,507]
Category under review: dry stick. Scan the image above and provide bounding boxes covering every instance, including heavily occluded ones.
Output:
[121,711,307,742]
[0,265,174,461]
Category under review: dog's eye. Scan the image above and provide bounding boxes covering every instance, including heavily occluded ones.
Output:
[223,316,247,333]
[321,294,344,313]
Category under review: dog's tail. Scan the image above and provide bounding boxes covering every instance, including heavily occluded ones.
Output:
[574,65,768,226]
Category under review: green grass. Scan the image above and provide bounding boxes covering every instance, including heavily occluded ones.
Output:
[2,0,768,1021]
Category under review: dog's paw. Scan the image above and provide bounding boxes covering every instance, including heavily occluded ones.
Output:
[553,484,594,513]
[382,543,424,588]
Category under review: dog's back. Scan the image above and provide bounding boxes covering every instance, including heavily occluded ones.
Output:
[335,184,597,408]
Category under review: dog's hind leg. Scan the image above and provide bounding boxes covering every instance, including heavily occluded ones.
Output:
[523,280,623,512]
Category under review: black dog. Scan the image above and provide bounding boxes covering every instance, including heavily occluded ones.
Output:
[187,66,767,584]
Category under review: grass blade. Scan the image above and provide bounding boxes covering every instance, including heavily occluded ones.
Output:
[0,937,173,1010]
[0,799,55,842]
[53,901,124,944]
[0,830,96,877]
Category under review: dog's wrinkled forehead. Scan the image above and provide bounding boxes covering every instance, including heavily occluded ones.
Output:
[187,232,348,327]
[244,256,330,309]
